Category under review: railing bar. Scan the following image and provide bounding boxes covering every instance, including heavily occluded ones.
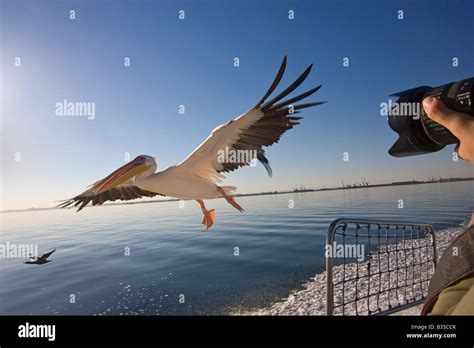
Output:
[342,230,346,316]
[326,218,437,316]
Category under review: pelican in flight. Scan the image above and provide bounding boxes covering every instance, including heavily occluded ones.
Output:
[58,56,324,229]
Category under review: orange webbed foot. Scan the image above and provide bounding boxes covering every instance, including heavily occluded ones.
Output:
[201,209,215,229]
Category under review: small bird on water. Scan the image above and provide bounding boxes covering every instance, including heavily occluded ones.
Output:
[24,249,56,265]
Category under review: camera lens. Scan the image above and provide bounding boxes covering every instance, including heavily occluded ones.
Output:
[388,78,474,157]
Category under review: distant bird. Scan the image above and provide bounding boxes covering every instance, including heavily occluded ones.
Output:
[58,56,324,229]
[25,249,56,265]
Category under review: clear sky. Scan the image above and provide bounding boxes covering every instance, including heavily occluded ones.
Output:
[1,0,473,210]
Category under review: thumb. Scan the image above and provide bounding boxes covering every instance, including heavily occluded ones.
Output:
[422,97,470,139]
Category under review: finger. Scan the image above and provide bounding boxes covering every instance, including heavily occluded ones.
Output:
[423,97,471,138]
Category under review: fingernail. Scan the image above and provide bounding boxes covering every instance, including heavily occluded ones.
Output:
[423,97,436,107]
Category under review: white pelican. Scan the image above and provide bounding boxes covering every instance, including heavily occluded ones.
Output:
[58,56,324,229]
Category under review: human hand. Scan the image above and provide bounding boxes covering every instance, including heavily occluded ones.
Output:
[423,97,474,164]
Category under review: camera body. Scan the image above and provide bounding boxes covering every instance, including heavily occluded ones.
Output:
[388,78,474,157]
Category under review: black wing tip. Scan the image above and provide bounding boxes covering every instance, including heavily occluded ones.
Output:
[262,163,273,178]
[56,202,70,209]
[261,60,316,109]
[257,150,273,178]
[293,101,327,111]
[266,167,273,178]
[41,249,56,259]
[272,84,323,110]
[255,55,289,108]
[299,63,313,80]
[55,198,88,212]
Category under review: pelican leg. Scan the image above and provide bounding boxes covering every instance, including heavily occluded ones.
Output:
[217,187,244,213]
[197,199,215,229]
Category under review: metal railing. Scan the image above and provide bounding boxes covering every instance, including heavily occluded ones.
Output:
[326,218,437,316]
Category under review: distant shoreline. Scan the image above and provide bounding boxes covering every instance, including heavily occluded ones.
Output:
[2,176,473,214]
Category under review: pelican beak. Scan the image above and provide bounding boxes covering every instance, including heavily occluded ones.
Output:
[93,157,150,194]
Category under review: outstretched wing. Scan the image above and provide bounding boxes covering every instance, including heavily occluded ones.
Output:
[40,249,56,259]
[174,55,324,183]
[57,182,162,212]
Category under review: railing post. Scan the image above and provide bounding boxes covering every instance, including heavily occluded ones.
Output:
[428,225,437,267]
[326,219,340,315]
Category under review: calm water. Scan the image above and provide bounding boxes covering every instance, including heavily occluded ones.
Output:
[1,181,473,315]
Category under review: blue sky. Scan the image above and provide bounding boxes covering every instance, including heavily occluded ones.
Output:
[1,0,473,210]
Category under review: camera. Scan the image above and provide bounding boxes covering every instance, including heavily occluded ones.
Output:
[388,78,474,157]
